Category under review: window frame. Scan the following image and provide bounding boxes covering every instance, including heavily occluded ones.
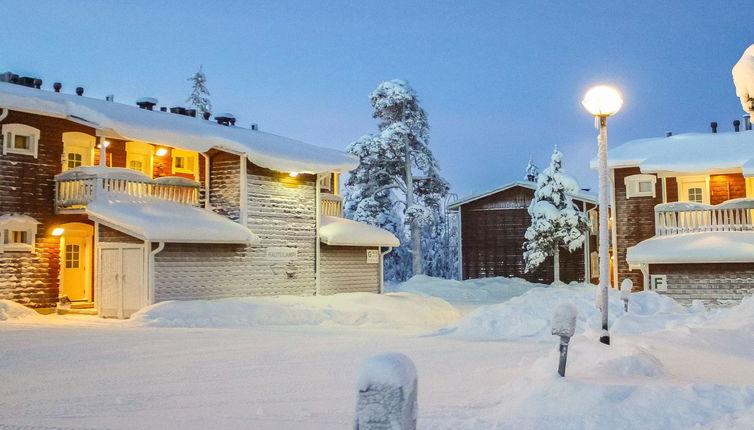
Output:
[624,174,657,198]
[0,214,40,253]
[125,141,154,177]
[171,148,199,179]
[62,132,96,171]
[2,123,40,158]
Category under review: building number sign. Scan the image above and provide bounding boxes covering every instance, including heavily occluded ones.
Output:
[366,249,379,264]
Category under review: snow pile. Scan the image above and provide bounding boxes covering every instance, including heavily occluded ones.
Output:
[386,275,543,304]
[551,302,578,337]
[437,285,701,342]
[129,292,460,330]
[627,231,754,264]
[357,352,417,391]
[319,215,400,247]
[0,300,40,321]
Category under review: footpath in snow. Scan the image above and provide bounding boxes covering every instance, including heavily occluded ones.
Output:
[2,276,754,429]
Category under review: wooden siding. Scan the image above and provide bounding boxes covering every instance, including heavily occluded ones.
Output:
[649,263,754,307]
[614,167,662,290]
[459,185,589,284]
[208,151,241,221]
[0,110,94,308]
[665,177,678,202]
[709,173,746,205]
[98,224,143,244]
[320,245,380,294]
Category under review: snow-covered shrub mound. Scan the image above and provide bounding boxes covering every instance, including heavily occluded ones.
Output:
[129,292,461,330]
[0,300,39,321]
[387,275,543,304]
[437,285,704,342]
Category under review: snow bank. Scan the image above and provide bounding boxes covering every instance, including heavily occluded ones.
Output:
[129,292,460,330]
[319,215,400,247]
[357,352,417,391]
[0,300,40,321]
[437,285,702,342]
[627,231,754,264]
[387,275,543,304]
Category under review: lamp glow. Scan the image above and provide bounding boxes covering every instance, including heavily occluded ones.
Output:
[582,85,623,117]
[155,148,168,156]
[289,172,299,177]
[51,228,64,236]
[98,140,111,149]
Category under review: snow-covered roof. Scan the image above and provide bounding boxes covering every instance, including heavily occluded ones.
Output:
[591,131,754,175]
[0,82,358,174]
[55,165,154,182]
[86,196,259,244]
[319,215,400,247]
[447,180,597,210]
[626,231,754,264]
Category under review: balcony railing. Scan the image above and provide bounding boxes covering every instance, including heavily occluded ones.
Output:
[55,167,200,212]
[654,198,754,236]
[321,193,343,217]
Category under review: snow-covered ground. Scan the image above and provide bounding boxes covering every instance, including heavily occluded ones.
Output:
[2,277,754,429]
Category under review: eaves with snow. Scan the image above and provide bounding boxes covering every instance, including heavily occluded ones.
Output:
[0,82,358,174]
[590,130,754,175]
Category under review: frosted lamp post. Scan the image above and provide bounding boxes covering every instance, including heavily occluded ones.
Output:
[582,85,623,346]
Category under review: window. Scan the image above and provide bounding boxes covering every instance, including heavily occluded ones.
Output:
[2,123,40,158]
[129,160,143,171]
[171,148,199,179]
[687,187,703,203]
[0,214,39,253]
[677,176,709,204]
[65,244,80,269]
[125,141,154,176]
[624,174,657,198]
[67,152,83,169]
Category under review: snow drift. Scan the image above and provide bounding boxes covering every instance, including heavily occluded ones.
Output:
[387,275,543,304]
[0,299,40,321]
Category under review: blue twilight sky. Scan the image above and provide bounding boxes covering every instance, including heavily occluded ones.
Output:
[1,0,752,197]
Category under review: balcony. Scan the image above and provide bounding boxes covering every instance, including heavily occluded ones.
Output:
[55,166,200,213]
[654,198,754,236]
[321,193,343,217]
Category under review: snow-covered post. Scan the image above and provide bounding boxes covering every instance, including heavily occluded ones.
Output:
[582,85,623,346]
[620,279,632,312]
[551,303,577,377]
[355,353,417,430]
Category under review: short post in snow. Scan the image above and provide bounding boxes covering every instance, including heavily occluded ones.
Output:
[620,279,632,312]
[355,352,417,430]
[551,303,578,377]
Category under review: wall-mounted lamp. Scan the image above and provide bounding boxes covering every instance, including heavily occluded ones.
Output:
[155,148,168,156]
[51,228,64,236]
[97,140,111,149]
[289,172,299,177]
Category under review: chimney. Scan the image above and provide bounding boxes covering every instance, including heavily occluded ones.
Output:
[202,111,211,120]
[186,108,197,118]
[19,77,36,88]
[744,114,752,131]
[105,94,115,102]
[734,120,741,132]
[75,87,84,96]
[711,122,718,133]
[33,79,42,89]
[665,131,672,137]
[160,107,167,112]
[169,107,187,115]
[53,82,62,92]
[250,123,259,131]
[136,97,158,110]
[214,113,235,126]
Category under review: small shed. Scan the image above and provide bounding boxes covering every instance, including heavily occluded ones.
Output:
[449,181,598,284]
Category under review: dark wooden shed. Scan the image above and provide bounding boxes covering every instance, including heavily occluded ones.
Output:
[449,181,598,284]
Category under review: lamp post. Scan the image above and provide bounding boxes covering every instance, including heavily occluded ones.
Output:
[582,85,623,346]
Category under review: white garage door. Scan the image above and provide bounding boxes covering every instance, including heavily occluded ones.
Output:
[98,244,147,319]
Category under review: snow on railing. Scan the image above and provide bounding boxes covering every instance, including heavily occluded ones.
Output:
[55,167,200,211]
[654,198,754,236]
[321,193,343,217]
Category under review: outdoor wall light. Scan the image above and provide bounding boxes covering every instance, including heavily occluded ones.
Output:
[155,148,168,156]
[51,228,64,236]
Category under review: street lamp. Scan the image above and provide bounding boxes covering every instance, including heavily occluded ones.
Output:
[582,85,623,346]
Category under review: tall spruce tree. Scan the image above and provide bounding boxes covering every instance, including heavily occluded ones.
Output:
[523,148,590,283]
[525,157,539,182]
[187,66,212,117]
[345,79,449,280]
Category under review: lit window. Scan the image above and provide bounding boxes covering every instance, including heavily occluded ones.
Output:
[0,214,39,253]
[688,187,703,203]
[129,160,143,171]
[2,124,40,158]
[624,174,657,198]
[65,244,80,269]
[171,149,198,179]
[67,153,83,169]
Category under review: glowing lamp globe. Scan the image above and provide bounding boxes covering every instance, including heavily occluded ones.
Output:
[582,85,623,117]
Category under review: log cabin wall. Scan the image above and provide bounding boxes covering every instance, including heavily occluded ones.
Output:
[648,263,754,306]
[319,245,380,294]
[459,185,590,284]
[0,110,94,308]
[709,173,746,205]
[613,167,663,290]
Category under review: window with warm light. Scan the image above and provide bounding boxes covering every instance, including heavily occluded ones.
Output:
[126,141,154,176]
[171,149,199,179]
[62,132,96,171]
[2,123,40,158]
[0,214,39,253]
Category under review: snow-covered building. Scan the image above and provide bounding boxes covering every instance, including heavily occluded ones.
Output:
[0,76,398,317]
[598,123,754,306]
[448,181,597,284]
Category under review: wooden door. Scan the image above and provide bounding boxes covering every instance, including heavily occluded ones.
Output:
[680,181,708,204]
[121,247,146,317]
[98,245,146,318]
[61,237,87,300]
[98,247,121,318]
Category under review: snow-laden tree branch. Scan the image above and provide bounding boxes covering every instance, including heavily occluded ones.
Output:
[733,44,754,114]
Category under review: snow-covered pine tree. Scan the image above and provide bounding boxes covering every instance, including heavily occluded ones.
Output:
[345,79,450,280]
[523,148,590,283]
[525,157,539,182]
[187,66,212,117]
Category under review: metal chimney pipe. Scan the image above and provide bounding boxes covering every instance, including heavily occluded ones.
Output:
[734,120,741,132]
[665,131,672,137]
[744,114,751,131]
[53,82,62,92]
[711,122,718,133]
[75,87,84,96]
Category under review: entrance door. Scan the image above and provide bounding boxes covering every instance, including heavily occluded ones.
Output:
[680,180,708,204]
[98,244,147,318]
[59,223,93,302]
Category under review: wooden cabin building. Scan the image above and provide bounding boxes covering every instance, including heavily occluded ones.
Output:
[0,75,398,317]
[449,181,598,284]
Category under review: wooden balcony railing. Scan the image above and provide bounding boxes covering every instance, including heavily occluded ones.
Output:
[55,167,200,212]
[321,193,343,217]
[654,198,754,236]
